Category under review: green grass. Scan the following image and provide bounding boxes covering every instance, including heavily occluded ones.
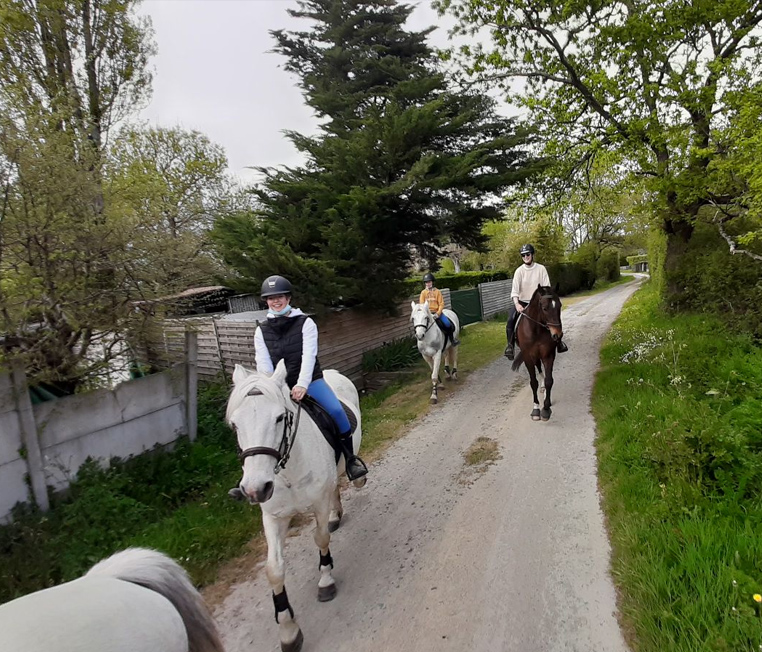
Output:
[593,282,762,652]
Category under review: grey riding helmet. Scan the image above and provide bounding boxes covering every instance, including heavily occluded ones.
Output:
[423,273,435,283]
[260,275,293,297]
[520,244,535,256]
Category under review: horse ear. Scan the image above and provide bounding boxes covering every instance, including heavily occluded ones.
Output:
[411,300,416,311]
[272,360,288,386]
[232,364,251,386]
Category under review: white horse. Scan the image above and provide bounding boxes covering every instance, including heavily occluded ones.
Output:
[0,548,223,652]
[226,361,364,652]
[410,301,460,404]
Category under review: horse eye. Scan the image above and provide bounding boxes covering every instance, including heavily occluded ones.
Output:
[276,414,285,423]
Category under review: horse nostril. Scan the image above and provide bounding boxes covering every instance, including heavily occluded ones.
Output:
[256,481,274,503]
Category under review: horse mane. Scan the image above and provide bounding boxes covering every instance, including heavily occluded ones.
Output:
[86,548,224,652]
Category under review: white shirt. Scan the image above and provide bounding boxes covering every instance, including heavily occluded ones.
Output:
[253,308,319,389]
[511,262,551,302]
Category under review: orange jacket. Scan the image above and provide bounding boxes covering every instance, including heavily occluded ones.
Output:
[419,288,444,316]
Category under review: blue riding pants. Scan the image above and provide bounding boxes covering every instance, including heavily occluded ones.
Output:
[437,313,453,330]
[307,378,351,435]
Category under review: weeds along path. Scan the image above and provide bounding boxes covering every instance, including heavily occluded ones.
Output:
[213,278,643,652]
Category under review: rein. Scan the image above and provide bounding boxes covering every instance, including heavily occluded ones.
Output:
[522,294,562,330]
[413,315,435,334]
[238,388,302,474]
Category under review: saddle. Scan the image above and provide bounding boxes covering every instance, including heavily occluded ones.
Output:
[300,395,358,464]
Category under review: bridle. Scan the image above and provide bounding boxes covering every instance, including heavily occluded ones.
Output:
[521,293,562,331]
[412,312,435,334]
[238,388,302,474]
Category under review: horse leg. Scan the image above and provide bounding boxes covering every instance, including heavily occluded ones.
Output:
[526,361,541,421]
[450,339,458,381]
[541,355,555,421]
[328,484,343,533]
[313,505,337,602]
[263,512,304,652]
[430,351,443,404]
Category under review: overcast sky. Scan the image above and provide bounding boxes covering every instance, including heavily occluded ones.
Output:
[137,0,462,184]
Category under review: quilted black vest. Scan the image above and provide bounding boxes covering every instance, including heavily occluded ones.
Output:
[259,314,323,389]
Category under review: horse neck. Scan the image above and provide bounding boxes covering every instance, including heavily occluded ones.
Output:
[524,297,547,333]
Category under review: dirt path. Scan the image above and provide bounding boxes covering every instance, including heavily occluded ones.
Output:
[213,279,642,652]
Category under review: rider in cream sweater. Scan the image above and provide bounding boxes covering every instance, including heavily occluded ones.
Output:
[504,244,569,360]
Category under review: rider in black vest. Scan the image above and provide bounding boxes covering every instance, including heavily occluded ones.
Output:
[253,275,367,481]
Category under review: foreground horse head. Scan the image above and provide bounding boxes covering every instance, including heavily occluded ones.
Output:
[410,301,460,404]
[226,361,363,652]
[511,284,563,421]
[227,362,292,504]
[0,548,224,652]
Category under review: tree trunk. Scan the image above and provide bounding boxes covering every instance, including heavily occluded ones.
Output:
[663,217,694,304]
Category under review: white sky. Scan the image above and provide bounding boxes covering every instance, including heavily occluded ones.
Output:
[137,0,465,185]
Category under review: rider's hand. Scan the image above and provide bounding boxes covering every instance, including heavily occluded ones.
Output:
[291,386,307,402]
[516,304,525,313]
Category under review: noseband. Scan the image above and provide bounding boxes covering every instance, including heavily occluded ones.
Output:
[238,388,302,473]
[413,314,434,334]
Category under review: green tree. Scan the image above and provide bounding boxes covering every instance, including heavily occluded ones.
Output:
[437,0,762,296]
[212,0,545,309]
[0,0,154,390]
[107,126,237,297]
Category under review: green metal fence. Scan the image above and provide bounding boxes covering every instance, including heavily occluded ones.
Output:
[450,288,482,327]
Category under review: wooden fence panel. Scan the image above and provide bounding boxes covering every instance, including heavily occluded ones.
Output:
[479,279,512,319]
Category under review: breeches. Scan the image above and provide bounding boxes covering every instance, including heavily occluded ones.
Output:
[436,313,453,330]
[307,378,351,434]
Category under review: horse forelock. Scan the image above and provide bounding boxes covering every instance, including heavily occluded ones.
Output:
[226,374,286,423]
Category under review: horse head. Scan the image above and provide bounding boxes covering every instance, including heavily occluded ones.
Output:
[532,284,564,342]
[227,361,293,504]
[410,300,434,341]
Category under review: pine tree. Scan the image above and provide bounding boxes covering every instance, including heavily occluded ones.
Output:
[213,0,545,309]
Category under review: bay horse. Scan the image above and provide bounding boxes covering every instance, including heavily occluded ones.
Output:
[410,301,460,404]
[0,548,224,652]
[510,284,563,421]
[226,361,364,652]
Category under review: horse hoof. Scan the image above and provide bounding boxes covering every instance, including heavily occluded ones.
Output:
[281,629,304,652]
[353,476,367,488]
[430,397,438,404]
[531,409,541,421]
[541,409,551,421]
[328,516,342,533]
[318,583,337,602]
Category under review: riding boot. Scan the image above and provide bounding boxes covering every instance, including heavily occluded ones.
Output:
[450,329,460,347]
[337,431,368,481]
[504,342,514,360]
[557,339,569,353]
[504,318,515,359]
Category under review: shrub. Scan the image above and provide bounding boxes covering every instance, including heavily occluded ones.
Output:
[362,337,420,372]
[597,248,621,281]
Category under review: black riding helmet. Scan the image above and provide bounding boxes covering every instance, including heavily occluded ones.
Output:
[520,244,535,256]
[260,275,293,298]
[423,273,435,283]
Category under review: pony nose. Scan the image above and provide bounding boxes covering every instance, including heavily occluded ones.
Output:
[254,481,274,503]
[552,332,562,341]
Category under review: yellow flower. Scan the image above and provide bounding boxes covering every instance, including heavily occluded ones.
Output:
[754,594,762,603]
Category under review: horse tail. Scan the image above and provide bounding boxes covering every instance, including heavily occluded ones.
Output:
[511,349,524,372]
[86,548,224,652]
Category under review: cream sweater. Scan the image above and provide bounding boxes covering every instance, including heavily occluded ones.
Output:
[510,262,551,302]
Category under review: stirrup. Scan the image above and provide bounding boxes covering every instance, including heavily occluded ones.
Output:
[504,344,514,360]
[345,455,368,481]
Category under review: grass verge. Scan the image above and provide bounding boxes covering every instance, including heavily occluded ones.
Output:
[593,281,762,652]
